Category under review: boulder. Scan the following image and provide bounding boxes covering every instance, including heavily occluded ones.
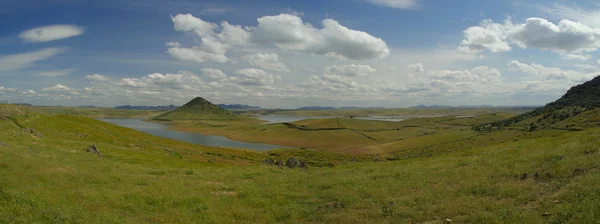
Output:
[285,158,299,168]
[84,145,103,158]
[298,160,307,169]
[274,160,284,167]
[573,168,585,176]
[263,158,274,165]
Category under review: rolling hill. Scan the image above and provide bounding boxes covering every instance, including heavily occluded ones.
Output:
[152,97,249,121]
[476,75,600,131]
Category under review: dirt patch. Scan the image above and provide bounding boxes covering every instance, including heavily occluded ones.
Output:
[211,191,238,196]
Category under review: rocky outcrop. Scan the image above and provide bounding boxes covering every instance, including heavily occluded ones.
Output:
[84,145,103,158]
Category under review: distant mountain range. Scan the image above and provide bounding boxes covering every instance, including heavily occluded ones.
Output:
[409,104,494,109]
[217,104,261,110]
[296,106,385,110]
[114,104,260,110]
[114,105,179,110]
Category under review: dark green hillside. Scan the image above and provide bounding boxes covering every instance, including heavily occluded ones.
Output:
[476,76,600,131]
[153,97,250,121]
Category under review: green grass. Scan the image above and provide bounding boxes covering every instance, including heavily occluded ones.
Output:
[1,108,599,222]
[2,105,599,223]
[241,107,535,117]
[28,106,163,118]
[162,115,510,154]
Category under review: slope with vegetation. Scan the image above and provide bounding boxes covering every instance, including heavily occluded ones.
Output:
[476,76,600,132]
[0,104,599,223]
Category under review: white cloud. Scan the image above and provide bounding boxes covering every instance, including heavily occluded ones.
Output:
[37,68,76,77]
[167,13,390,62]
[365,0,419,9]
[23,90,36,95]
[0,48,66,72]
[115,72,203,90]
[242,53,289,72]
[509,18,600,54]
[19,25,84,43]
[230,68,281,86]
[508,60,597,82]
[253,14,390,60]
[0,86,17,93]
[41,84,79,96]
[459,18,514,53]
[86,74,110,82]
[407,63,424,73]
[42,84,72,92]
[430,66,502,83]
[167,14,251,63]
[325,64,376,77]
[167,46,229,63]
[561,54,592,61]
[202,68,227,79]
[460,17,600,54]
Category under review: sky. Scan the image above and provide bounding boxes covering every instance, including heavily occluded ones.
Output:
[1,0,600,108]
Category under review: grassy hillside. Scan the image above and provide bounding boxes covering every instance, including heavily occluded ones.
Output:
[167,115,514,154]
[153,97,251,121]
[476,76,600,131]
[1,105,599,223]
[26,106,163,118]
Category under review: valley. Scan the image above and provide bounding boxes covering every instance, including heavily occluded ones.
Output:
[2,78,600,223]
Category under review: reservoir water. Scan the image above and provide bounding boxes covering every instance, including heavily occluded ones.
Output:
[98,118,286,151]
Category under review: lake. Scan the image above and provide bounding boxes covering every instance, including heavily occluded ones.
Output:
[97,118,286,151]
[257,115,336,123]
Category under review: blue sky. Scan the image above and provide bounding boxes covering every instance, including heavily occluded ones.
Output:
[1,0,600,108]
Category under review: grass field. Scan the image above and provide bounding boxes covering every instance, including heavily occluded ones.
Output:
[240,107,537,117]
[28,106,164,118]
[1,104,599,223]
[162,115,512,155]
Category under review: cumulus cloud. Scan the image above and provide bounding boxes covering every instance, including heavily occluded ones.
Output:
[230,68,281,86]
[430,66,502,83]
[23,90,36,95]
[116,72,203,90]
[325,64,376,77]
[365,0,419,9]
[202,68,227,79]
[253,14,390,60]
[460,17,600,54]
[0,48,66,72]
[86,74,110,82]
[42,84,72,92]
[0,86,17,93]
[407,63,424,73]
[459,18,514,53]
[508,60,597,82]
[19,25,84,43]
[509,18,600,53]
[167,13,390,63]
[242,53,289,72]
[167,46,229,63]
[167,14,251,63]
[41,84,79,96]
